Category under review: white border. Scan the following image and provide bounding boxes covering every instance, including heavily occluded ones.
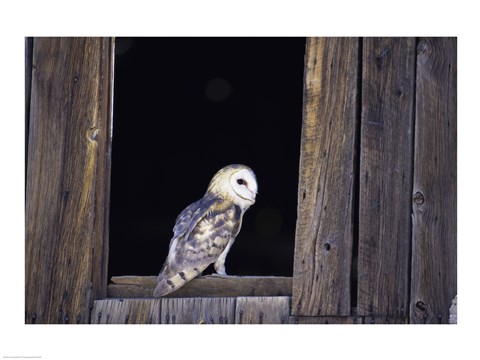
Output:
[1,1,478,359]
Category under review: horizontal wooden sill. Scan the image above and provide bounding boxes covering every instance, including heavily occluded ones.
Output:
[107,275,292,298]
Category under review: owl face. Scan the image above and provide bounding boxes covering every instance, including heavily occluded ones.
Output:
[229,168,258,205]
[207,164,258,210]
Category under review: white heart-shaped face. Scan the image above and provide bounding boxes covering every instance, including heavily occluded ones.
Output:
[206,164,258,211]
[229,168,258,206]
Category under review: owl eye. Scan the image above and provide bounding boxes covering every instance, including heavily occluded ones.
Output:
[237,179,246,185]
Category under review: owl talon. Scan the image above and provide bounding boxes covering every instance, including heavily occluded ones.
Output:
[208,273,229,278]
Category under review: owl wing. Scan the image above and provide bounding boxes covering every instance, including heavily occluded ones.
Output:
[171,195,218,244]
[154,195,241,297]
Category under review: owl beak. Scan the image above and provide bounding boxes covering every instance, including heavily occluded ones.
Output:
[248,188,257,201]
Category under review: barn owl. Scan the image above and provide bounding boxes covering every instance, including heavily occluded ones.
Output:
[153,164,258,297]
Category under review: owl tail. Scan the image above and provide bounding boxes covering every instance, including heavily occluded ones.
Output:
[153,267,202,297]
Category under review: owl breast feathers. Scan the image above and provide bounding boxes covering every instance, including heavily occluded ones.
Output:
[153,164,257,297]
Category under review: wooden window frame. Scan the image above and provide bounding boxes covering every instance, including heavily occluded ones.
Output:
[25,37,456,324]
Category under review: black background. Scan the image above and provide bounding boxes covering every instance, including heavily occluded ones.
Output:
[108,37,306,279]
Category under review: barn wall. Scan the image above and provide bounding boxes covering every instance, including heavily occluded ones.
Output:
[293,37,456,323]
[24,37,456,324]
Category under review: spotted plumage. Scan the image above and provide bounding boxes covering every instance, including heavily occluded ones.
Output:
[153,164,257,297]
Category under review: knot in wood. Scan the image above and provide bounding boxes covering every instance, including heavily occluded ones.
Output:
[415,301,426,311]
[396,85,404,97]
[414,300,430,323]
[413,191,425,205]
[417,41,428,54]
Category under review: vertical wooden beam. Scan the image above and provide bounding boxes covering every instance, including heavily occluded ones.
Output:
[25,38,114,323]
[357,38,416,317]
[292,37,359,316]
[91,38,114,318]
[410,38,456,324]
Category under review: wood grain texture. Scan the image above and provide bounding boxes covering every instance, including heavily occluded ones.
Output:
[362,316,407,324]
[25,37,34,169]
[25,38,114,324]
[108,275,292,298]
[357,38,416,317]
[235,296,290,324]
[289,315,405,324]
[91,299,161,324]
[160,297,236,324]
[107,284,154,298]
[290,316,357,324]
[292,37,359,316]
[410,38,456,324]
[111,276,159,285]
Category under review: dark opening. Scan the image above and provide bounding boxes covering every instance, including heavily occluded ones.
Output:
[108,37,305,279]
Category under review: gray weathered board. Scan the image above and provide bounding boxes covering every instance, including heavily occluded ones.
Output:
[161,297,236,324]
[357,37,416,317]
[235,297,290,324]
[92,297,289,324]
[410,38,457,324]
[92,299,162,324]
[25,38,114,324]
[292,37,358,317]
[289,315,406,324]
[91,296,408,324]
[108,275,292,298]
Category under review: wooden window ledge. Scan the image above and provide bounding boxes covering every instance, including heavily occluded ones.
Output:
[107,275,292,298]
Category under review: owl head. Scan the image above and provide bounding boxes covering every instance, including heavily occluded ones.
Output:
[207,164,258,210]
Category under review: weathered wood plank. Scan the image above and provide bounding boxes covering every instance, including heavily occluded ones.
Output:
[91,37,115,312]
[235,296,290,324]
[25,37,34,170]
[25,38,114,324]
[111,276,158,285]
[91,299,161,324]
[410,37,456,324]
[357,38,416,317]
[289,316,406,324]
[292,37,359,316]
[108,275,292,298]
[362,316,407,324]
[107,285,155,298]
[160,298,236,324]
[290,316,360,324]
